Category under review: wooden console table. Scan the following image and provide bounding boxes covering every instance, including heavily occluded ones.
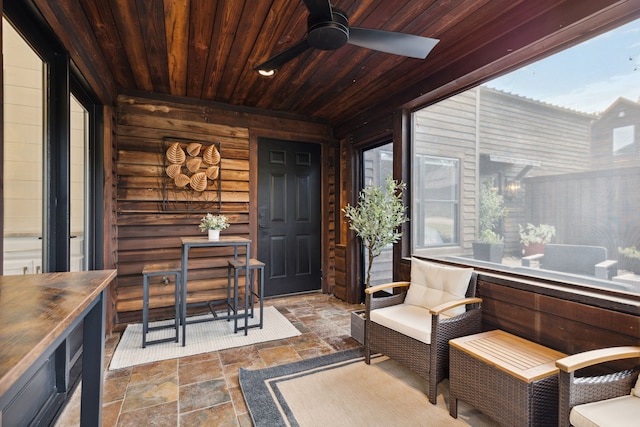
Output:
[449,330,566,427]
[0,270,116,426]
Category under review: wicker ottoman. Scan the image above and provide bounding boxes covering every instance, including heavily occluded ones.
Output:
[449,330,566,427]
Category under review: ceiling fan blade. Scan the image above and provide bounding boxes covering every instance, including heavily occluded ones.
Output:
[302,0,333,20]
[254,39,311,72]
[348,27,439,59]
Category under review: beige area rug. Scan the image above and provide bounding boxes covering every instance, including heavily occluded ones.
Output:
[109,306,301,370]
[239,348,499,427]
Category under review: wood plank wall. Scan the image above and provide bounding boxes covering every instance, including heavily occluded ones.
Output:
[113,93,332,327]
[478,276,639,355]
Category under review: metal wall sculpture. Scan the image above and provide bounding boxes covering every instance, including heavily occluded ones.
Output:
[162,137,222,212]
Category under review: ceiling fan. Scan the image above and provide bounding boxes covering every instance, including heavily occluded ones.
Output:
[254,0,440,75]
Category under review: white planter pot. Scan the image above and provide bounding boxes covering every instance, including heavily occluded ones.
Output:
[208,229,220,240]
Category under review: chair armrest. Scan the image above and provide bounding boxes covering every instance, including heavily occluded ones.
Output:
[428,297,482,315]
[364,281,410,294]
[522,253,544,267]
[556,346,640,373]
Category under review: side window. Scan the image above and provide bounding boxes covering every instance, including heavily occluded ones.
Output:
[413,155,459,249]
[362,142,393,286]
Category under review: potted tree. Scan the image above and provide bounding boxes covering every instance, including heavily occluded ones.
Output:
[472,178,506,263]
[519,223,556,256]
[343,176,408,343]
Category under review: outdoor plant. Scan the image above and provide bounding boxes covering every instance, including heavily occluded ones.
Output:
[618,246,640,274]
[199,213,230,231]
[342,176,408,288]
[478,178,505,243]
[519,223,556,247]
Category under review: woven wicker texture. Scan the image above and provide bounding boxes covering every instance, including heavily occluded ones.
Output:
[365,271,481,405]
[558,366,639,427]
[450,346,559,426]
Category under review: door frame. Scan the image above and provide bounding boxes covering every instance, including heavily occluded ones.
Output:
[249,129,328,293]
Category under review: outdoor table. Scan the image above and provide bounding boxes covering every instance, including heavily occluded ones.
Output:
[180,236,251,345]
[0,270,116,426]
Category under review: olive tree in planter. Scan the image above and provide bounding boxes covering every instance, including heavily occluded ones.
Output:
[343,176,408,344]
[343,176,408,289]
[472,178,506,263]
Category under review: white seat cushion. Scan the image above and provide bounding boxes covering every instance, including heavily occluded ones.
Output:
[404,258,473,317]
[632,374,640,397]
[369,304,432,344]
[570,395,640,427]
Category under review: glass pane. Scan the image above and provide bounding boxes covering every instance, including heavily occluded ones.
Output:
[3,18,44,275]
[411,17,640,295]
[362,142,393,287]
[70,95,87,271]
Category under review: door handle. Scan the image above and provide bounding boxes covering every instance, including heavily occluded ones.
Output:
[259,224,270,229]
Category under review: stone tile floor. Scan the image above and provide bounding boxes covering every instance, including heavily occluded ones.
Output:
[54,292,363,427]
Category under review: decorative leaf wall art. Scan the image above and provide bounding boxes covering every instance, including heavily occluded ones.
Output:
[162,137,221,212]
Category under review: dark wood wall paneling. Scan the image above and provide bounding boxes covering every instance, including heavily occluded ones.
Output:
[113,94,332,327]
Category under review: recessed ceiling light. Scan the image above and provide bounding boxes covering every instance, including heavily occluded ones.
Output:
[258,69,276,77]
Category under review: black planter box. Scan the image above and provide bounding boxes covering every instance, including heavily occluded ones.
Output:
[350,310,365,344]
[472,242,504,263]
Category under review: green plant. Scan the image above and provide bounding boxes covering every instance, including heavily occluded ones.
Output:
[478,178,506,243]
[199,213,230,231]
[618,246,640,260]
[342,176,408,288]
[618,246,640,274]
[518,223,556,246]
[480,229,503,244]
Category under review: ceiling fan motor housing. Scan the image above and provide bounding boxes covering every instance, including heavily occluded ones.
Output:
[307,9,349,50]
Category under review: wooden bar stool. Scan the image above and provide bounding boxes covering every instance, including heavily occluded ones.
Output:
[227,258,265,334]
[142,261,181,348]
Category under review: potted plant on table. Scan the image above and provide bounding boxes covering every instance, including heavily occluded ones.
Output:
[343,176,408,343]
[199,213,229,240]
[519,223,556,256]
[472,178,506,263]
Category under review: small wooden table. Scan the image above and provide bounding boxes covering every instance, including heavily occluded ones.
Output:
[180,236,251,345]
[449,330,567,427]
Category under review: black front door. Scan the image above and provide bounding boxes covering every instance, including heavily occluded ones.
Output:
[257,138,321,296]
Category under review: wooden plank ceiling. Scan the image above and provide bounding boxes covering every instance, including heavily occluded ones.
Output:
[31,0,640,129]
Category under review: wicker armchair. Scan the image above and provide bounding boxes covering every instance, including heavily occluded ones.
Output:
[364,259,481,404]
[556,346,640,427]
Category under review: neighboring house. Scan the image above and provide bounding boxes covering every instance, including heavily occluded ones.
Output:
[413,86,595,257]
[591,97,640,170]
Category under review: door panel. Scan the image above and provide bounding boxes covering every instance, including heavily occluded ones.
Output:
[258,139,321,296]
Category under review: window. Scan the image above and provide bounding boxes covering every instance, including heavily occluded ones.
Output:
[3,7,100,274]
[612,125,634,155]
[362,142,393,286]
[411,17,640,295]
[413,155,459,248]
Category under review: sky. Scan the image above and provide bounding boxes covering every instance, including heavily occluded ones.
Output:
[484,17,640,114]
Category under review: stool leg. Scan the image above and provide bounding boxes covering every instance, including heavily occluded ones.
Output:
[258,266,264,329]
[233,266,240,332]
[174,273,180,343]
[227,264,232,320]
[249,269,255,319]
[142,274,149,348]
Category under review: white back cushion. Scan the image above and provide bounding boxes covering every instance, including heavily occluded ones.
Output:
[404,258,473,317]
